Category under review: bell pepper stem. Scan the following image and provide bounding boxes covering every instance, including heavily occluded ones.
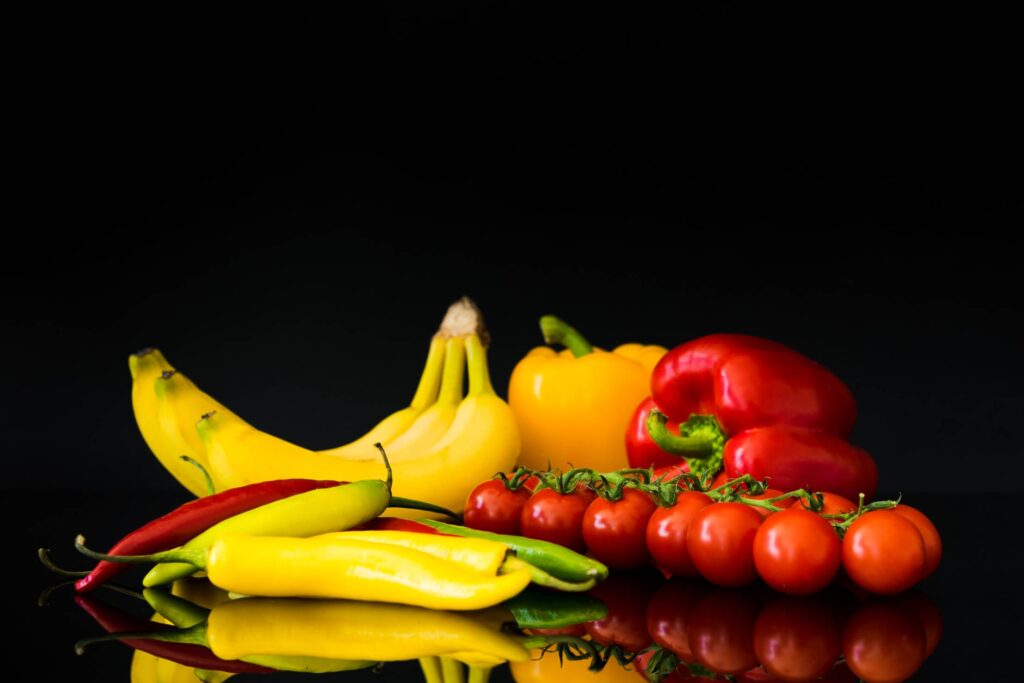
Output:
[74,535,206,569]
[645,410,716,457]
[539,316,593,358]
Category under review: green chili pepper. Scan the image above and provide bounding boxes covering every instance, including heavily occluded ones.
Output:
[76,478,392,586]
[420,521,608,583]
[504,588,608,629]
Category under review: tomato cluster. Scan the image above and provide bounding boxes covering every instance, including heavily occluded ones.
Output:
[512,574,941,683]
[464,469,941,597]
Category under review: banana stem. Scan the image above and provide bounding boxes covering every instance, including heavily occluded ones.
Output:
[465,335,494,396]
[420,657,444,683]
[440,657,465,683]
[438,337,467,404]
[411,336,448,410]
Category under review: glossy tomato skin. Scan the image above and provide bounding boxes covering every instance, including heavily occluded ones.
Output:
[583,488,658,570]
[585,569,663,652]
[753,507,841,595]
[646,579,710,662]
[896,590,943,657]
[891,505,942,580]
[646,492,714,577]
[842,598,927,683]
[686,588,761,675]
[520,488,592,553]
[753,596,842,682]
[842,511,925,595]
[463,479,532,535]
[687,503,764,587]
[798,492,856,516]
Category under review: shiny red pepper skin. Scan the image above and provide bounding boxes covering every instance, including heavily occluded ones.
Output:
[626,397,685,470]
[75,479,342,592]
[724,426,878,501]
[650,334,857,437]
[356,517,442,534]
[74,594,274,674]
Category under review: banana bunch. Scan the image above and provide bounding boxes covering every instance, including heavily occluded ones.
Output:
[130,298,521,515]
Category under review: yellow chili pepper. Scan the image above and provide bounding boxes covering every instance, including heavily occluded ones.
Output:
[314,530,508,576]
[204,598,530,663]
[205,535,532,610]
[508,316,667,472]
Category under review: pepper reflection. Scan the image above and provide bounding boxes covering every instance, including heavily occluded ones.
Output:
[72,574,939,683]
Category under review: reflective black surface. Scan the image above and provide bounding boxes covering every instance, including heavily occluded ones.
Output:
[18,490,1022,681]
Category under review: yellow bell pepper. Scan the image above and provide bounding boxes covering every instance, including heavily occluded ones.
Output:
[508,316,666,472]
[204,598,530,664]
[205,534,532,610]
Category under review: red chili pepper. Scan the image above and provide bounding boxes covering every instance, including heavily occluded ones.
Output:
[75,479,342,592]
[74,594,274,674]
[724,426,878,501]
[633,334,873,497]
[355,517,442,534]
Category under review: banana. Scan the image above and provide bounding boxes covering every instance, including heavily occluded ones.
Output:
[130,349,212,495]
[200,331,519,516]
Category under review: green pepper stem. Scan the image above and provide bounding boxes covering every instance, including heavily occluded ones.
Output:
[374,443,393,490]
[645,410,716,457]
[502,556,597,593]
[74,622,208,654]
[74,535,205,568]
[539,316,593,358]
[387,496,462,520]
[37,548,89,577]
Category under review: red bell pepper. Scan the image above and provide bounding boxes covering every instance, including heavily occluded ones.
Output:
[631,334,877,498]
[724,426,878,501]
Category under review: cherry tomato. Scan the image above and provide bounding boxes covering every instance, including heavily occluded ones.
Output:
[740,488,796,518]
[891,505,942,580]
[646,579,709,662]
[583,488,658,570]
[686,588,761,675]
[842,598,926,683]
[797,492,856,516]
[687,503,764,587]
[896,590,942,657]
[646,491,714,577]
[463,479,532,535]
[520,488,592,553]
[753,596,842,682]
[753,507,841,595]
[842,511,925,595]
[585,569,662,652]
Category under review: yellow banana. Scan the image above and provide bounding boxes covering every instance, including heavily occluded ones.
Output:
[201,332,519,515]
[130,349,212,495]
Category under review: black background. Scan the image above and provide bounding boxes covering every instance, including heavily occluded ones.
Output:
[8,2,1024,681]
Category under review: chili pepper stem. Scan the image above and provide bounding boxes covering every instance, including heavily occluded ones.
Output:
[388,496,462,520]
[539,316,593,358]
[74,535,205,568]
[37,548,89,577]
[74,622,208,655]
[501,556,597,592]
[374,442,393,490]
